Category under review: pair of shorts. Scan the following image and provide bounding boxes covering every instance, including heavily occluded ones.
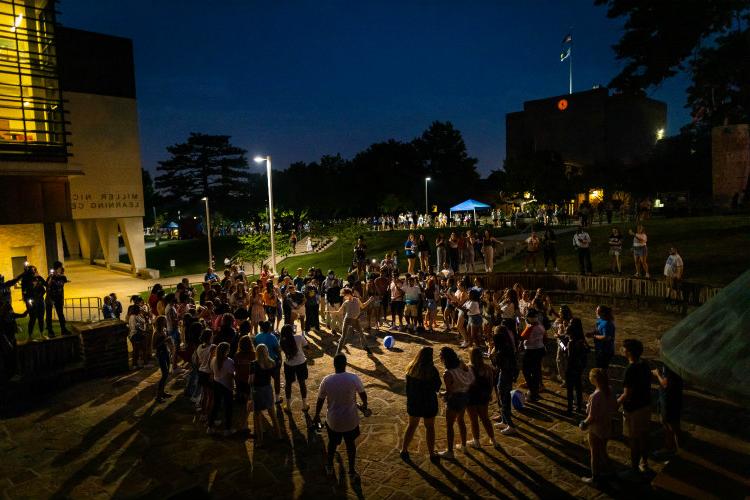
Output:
[265,305,277,319]
[391,301,404,315]
[426,299,437,311]
[284,362,308,383]
[624,405,651,438]
[326,424,360,445]
[633,246,647,257]
[666,277,682,291]
[404,304,419,317]
[446,392,469,412]
[609,248,621,256]
[468,314,482,326]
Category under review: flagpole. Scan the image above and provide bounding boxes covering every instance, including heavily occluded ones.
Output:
[568,39,573,94]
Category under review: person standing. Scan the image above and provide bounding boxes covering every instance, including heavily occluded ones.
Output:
[417,234,431,272]
[608,227,623,274]
[254,320,283,404]
[45,261,70,336]
[207,341,236,436]
[663,246,684,302]
[466,347,498,448]
[404,234,417,275]
[553,305,573,385]
[617,339,652,481]
[464,230,476,273]
[524,231,540,272]
[437,347,474,458]
[573,227,592,275]
[400,347,442,462]
[482,230,501,273]
[447,232,460,273]
[565,319,589,415]
[542,226,558,272]
[520,311,546,401]
[152,315,172,403]
[313,354,369,479]
[491,326,518,435]
[27,276,46,338]
[579,368,618,484]
[280,324,309,412]
[587,305,615,371]
[629,225,650,278]
[435,233,447,273]
[652,362,683,459]
[249,344,282,445]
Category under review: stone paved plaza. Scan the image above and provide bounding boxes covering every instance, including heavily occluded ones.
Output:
[2,303,749,499]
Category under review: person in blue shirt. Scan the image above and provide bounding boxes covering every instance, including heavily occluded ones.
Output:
[254,320,283,403]
[204,267,219,283]
[586,305,615,370]
[404,233,417,274]
[102,296,114,319]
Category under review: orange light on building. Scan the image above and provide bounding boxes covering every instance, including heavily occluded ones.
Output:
[557,98,568,111]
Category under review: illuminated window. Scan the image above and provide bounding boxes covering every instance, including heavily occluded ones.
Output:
[0,0,66,159]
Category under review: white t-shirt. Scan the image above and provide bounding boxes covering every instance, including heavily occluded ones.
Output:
[664,254,683,277]
[197,344,214,373]
[340,298,361,320]
[318,372,365,432]
[573,232,591,249]
[284,334,308,366]
[463,300,480,316]
[211,357,235,390]
[402,284,421,303]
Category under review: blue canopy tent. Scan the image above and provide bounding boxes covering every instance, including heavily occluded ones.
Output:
[449,199,492,224]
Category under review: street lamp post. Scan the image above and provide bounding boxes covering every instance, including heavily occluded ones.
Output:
[254,155,276,275]
[424,177,431,215]
[201,197,213,269]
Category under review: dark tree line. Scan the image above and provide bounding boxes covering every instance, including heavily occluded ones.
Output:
[148,122,481,225]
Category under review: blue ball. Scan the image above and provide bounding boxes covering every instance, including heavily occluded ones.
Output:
[511,389,525,410]
[383,335,395,349]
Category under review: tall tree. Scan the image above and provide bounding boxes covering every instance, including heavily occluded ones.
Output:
[154,133,250,218]
[413,121,480,208]
[596,0,750,126]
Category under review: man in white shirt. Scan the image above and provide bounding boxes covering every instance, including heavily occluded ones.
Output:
[573,226,592,275]
[314,354,368,479]
[663,246,684,301]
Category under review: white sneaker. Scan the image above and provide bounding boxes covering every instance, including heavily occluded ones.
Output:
[467,439,480,449]
[500,426,518,436]
[437,449,454,459]
[459,342,469,349]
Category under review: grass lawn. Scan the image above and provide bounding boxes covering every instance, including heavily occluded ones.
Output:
[492,215,750,286]
[279,226,519,276]
[146,237,244,277]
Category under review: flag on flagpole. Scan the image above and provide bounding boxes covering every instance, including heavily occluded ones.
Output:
[560,47,570,62]
[562,33,572,44]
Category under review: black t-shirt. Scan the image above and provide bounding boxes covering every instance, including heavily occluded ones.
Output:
[249,361,273,387]
[623,360,652,412]
[417,240,430,252]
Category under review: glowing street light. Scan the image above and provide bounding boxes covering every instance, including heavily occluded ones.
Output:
[201,197,213,269]
[425,177,431,215]
[254,155,276,275]
[656,128,665,141]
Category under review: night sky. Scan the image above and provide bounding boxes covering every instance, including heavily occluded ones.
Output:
[60,0,692,177]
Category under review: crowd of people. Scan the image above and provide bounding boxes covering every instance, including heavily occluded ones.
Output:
[106,251,684,485]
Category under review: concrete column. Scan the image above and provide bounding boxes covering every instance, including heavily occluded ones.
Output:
[55,223,65,265]
[62,221,80,258]
[94,219,119,268]
[75,220,94,261]
[43,223,60,268]
[117,217,146,272]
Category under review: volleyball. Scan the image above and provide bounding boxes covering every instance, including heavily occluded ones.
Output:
[383,335,395,349]
[511,389,526,410]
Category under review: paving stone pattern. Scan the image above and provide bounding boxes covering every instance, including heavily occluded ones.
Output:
[1,304,749,499]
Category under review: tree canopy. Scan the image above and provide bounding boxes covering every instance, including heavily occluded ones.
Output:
[154,133,253,219]
[596,0,750,126]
